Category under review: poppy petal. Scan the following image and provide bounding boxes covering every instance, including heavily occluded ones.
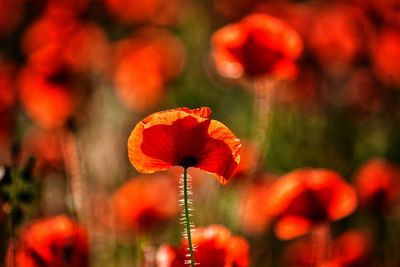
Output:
[275,215,312,240]
[328,183,357,220]
[196,120,241,184]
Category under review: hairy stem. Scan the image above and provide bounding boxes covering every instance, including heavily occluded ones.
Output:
[183,168,195,267]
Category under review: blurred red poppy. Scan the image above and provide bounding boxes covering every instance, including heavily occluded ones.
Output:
[354,159,400,215]
[320,230,371,267]
[283,229,371,267]
[8,215,89,267]
[128,107,241,184]
[307,4,371,77]
[22,11,79,57]
[264,168,357,240]
[113,28,185,112]
[211,13,302,80]
[104,0,183,25]
[156,225,249,267]
[61,23,110,74]
[23,11,110,75]
[371,28,400,87]
[111,174,179,234]
[18,65,75,129]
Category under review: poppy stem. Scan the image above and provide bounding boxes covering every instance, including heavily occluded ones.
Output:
[183,167,195,267]
[252,78,275,170]
[60,129,87,221]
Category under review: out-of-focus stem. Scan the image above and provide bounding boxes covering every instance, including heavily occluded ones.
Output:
[251,78,276,170]
[311,222,331,266]
[60,130,86,221]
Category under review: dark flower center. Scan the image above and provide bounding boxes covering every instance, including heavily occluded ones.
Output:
[180,156,199,168]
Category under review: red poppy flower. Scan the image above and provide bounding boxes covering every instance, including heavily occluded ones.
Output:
[371,28,400,87]
[8,215,89,267]
[354,159,400,215]
[111,174,179,233]
[22,11,80,57]
[283,230,371,267]
[18,65,75,129]
[320,230,371,267]
[113,28,185,112]
[264,168,357,240]
[307,4,371,76]
[127,107,241,184]
[211,13,302,80]
[156,225,250,267]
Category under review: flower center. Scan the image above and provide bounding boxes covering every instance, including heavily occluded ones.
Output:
[180,156,198,168]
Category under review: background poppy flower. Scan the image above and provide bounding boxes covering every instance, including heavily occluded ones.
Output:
[113,28,185,112]
[282,229,371,267]
[307,4,371,77]
[264,168,357,240]
[354,159,400,215]
[156,224,250,267]
[320,230,371,267]
[370,28,400,87]
[211,13,303,80]
[111,174,179,234]
[17,65,75,129]
[9,215,89,267]
[128,107,241,184]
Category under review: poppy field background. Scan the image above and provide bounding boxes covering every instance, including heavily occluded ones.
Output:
[1,0,400,266]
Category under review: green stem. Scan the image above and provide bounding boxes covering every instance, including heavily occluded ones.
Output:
[183,168,195,267]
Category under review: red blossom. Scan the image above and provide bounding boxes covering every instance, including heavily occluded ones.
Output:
[127,107,241,184]
[156,225,250,267]
[264,168,357,240]
[354,159,400,215]
[113,28,185,112]
[211,13,302,80]
[371,28,400,87]
[111,174,179,233]
[18,65,75,129]
[283,230,371,267]
[8,215,89,267]
[307,5,371,77]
